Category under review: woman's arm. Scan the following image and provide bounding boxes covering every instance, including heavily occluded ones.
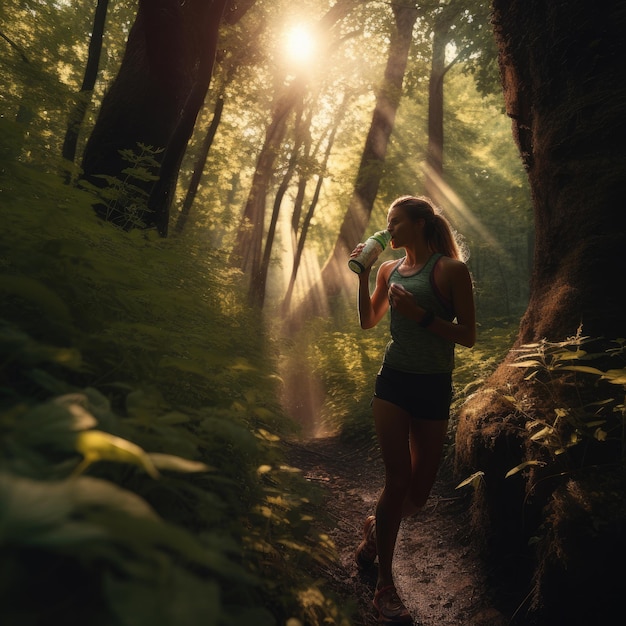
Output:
[438,260,476,347]
[357,261,394,329]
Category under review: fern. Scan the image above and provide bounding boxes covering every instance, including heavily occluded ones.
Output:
[505,329,626,474]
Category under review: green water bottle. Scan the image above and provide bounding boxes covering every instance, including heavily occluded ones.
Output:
[348,230,392,274]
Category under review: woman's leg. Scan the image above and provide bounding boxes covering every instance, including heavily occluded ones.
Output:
[401,418,449,518]
[372,397,412,590]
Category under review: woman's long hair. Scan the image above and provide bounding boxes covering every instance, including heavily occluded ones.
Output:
[390,195,467,262]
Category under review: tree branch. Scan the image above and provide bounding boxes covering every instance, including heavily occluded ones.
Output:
[0,29,30,63]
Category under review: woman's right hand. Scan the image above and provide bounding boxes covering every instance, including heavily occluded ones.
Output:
[349,242,366,258]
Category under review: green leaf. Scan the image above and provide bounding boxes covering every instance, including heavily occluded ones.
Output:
[0,473,157,546]
[148,453,213,473]
[601,368,626,385]
[559,365,605,376]
[552,349,587,362]
[505,460,545,478]
[74,430,160,478]
[455,471,484,489]
[529,426,553,441]
[12,395,97,451]
[508,359,543,368]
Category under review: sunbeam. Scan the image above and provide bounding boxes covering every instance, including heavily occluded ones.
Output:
[421,163,507,261]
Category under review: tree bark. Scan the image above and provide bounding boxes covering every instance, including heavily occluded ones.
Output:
[248,103,309,308]
[80,0,245,234]
[174,95,225,235]
[146,0,228,237]
[229,82,301,273]
[61,0,109,171]
[455,2,626,622]
[479,0,626,348]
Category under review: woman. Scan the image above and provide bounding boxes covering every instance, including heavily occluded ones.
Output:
[350,195,476,624]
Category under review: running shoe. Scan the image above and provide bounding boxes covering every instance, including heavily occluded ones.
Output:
[373,585,412,624]
[355,515,377,569]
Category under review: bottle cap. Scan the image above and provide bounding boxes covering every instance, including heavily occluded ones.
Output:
[372,230,391,249]
[348,259,365,273]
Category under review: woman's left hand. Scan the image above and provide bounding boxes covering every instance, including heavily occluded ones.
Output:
[388,283,421,318]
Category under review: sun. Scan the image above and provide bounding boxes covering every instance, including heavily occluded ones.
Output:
[284,24,317,66]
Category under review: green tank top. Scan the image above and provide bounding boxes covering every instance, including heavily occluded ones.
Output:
[383,253,456,374]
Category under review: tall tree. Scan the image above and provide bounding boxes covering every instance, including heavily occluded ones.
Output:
[229,79,304,273]
[61,0,109,172]
[248,99,309,308]
[173,14,266,235]
[424,0,496,204]
[174,95,225,234]
[423,4,459,203]
[455,1,626,623]
[80,0,254,234]
[281,109,345,315]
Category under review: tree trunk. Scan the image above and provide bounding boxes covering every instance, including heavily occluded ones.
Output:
[61,0,109,172]
[455,2,626,623]
[0,29,32,157]
[283,95,349,315]
[423,17,450,203]
[174,95,225,235]
[247,104,309,308]
[229,82,301,273]
[80,0,237,234]
[424,4,469,205]
[282,123,339,316]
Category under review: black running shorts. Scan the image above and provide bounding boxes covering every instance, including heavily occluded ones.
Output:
[373,364,452,421]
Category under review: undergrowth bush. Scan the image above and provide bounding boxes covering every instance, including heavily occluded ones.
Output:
[0,148,350,626]
[504,329,626,477]
[456,330,626,624]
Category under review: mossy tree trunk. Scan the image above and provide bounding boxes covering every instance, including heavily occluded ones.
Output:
[455,2,626,623]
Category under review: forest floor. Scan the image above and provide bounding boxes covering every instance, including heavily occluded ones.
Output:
[285,435,517,626]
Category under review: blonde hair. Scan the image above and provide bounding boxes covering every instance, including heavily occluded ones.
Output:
[390,195,467,261]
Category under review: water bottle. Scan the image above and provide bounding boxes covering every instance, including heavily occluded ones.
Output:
[348,230,392,274]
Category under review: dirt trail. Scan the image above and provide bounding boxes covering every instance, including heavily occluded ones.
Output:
[286,436,513,626]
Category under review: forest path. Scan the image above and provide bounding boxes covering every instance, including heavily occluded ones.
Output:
[285,436,513,626]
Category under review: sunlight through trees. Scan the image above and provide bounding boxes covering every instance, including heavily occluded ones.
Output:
[18,1,626,624]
